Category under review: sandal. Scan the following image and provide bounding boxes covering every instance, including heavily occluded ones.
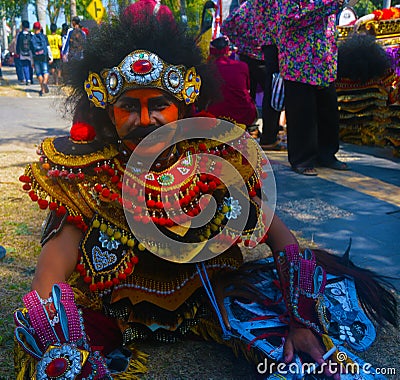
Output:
[292,166,318,176]
[320,160,350,171]
[261,141,287,151]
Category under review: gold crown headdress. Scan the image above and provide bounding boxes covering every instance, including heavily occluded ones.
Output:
[84,50,202,109]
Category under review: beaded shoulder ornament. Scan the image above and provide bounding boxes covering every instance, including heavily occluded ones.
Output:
[84,50,202,108]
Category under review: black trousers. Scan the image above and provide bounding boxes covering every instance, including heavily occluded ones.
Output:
[239,47,281,145]
[238,53,265,100]
[284,80,340,168]
[260,45,281,145]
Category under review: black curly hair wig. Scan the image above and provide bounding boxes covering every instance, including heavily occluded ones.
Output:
[337,33,392,82]
[63,8,221,144]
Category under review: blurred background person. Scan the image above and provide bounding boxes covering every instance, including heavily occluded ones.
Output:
[277,0,349,175]
[16,20,33,85]
[62,16,86,62]
[206,36,258,132]
[47,23,62,85]
[222,0,283,149]
[8,33,24,83]
[30,21,52,96]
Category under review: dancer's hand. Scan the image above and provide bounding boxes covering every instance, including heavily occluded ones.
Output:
[284,326,340,379]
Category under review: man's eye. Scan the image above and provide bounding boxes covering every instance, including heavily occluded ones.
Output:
[149,97,173,109]
[121,103,139,111]
[152,102,171,110]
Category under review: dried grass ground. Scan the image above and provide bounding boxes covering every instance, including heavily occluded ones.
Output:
[0,125,398,378]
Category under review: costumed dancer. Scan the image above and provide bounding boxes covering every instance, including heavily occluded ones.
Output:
[14,7,397,379]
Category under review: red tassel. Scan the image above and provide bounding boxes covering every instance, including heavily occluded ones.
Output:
[70,122,96,142]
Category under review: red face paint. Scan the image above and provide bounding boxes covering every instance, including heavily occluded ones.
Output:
[111,89,180,157]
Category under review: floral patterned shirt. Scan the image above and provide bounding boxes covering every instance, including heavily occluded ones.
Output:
[276,0,339,86]
[221,0,278,60]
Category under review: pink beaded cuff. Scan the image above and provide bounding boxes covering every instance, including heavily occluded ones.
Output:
[276,245,329,334]
[15,282,112,379]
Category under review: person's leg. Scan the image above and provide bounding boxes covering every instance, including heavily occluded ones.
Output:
[284,80,318,172]
[53,60,60,85]
[50,65,55,84]
[57,67,62,85]
[21,59,31,84]
[34,60,44,95]
[15,58,24,82]
[316,83,347,168]
[42,61,50,93]
[316,83,339,161]
[29,62,34,84]
[260,45,281,146]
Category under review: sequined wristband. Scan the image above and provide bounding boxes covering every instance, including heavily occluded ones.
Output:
[15,282,112,379]
[275,244,330,335]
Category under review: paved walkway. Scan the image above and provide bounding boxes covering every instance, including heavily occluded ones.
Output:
[267,146,400,285]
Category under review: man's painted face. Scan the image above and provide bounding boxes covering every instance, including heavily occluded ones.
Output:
[109,89,180,157]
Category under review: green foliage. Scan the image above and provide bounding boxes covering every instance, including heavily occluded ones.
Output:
[0,0,96,27]
[185,0,207,34]
[163,0,207,34]
[59,0,92,24]
[47,0,65,25]
[352,0,381,17]
[352,0,400,17]
[163,0,181,14]
[0,0,27,21]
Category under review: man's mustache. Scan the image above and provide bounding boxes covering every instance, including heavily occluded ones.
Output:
[123,124,178,141]
[124,125,160,140]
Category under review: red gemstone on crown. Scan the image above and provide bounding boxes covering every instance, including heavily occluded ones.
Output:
[45,357,68,377]
[132,60,152,74]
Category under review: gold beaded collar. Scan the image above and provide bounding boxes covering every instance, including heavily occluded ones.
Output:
[84,50,202,109]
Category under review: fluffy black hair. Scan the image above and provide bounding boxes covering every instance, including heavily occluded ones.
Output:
[62,9,220,143]
[338,34,392,82]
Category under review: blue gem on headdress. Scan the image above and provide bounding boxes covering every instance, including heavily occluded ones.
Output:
[196,78,200,82]
[86,84,90,88]
[93,91,104,102]
[186,86,194,96]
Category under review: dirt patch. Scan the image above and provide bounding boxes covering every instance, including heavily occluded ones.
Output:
[0,81,26,97]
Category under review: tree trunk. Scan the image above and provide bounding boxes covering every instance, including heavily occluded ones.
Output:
[21,0,30,22]
[1,17,8,51]
[71,0,77,19]
[36,0,48,34]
